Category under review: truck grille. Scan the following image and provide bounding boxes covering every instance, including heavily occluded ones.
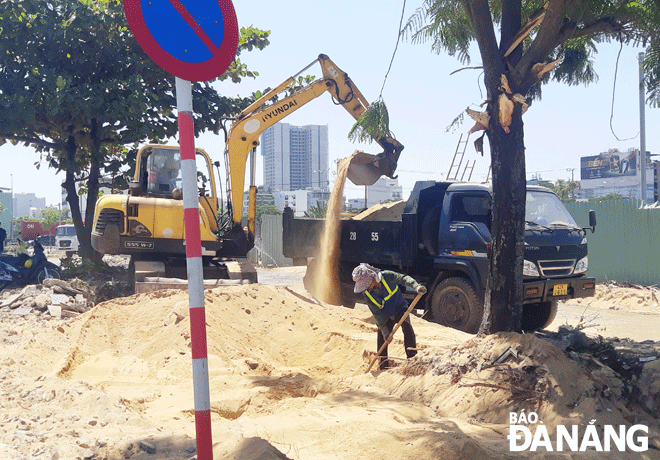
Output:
[537,259,575,278]
[95,209,125,234]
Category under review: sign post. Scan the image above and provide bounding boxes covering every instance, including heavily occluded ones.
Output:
[123,1,238,458]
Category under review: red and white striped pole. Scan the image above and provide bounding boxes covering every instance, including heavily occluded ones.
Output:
[176,77,213,459]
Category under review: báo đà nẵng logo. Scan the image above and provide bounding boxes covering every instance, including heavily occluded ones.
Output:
[508,410,648,452]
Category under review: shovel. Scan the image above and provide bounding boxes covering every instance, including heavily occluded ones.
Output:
[365,291,424,373]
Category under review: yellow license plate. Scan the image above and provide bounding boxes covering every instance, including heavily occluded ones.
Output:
[552,284,568,296]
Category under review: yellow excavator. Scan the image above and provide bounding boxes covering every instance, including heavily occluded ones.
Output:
[91,54,404,292]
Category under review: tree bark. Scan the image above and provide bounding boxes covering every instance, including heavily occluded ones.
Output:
[61,128,101,262]
[462,0,526,335]
[82,119,102,263]
[478,105,526,334]
[62,134,86,254]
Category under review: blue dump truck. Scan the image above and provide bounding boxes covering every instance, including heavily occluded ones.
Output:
[283,181,596,333]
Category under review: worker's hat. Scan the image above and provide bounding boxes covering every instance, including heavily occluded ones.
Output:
[352,263,380,293]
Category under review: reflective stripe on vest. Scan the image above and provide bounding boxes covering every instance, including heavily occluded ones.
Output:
[364,277,398,309]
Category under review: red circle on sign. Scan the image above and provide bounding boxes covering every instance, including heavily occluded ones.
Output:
[123,0,238,81]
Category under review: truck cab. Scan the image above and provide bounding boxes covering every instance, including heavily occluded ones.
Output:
[429,183,594,331]
[56,224,79,257]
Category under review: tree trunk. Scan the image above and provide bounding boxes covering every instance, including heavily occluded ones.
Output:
[82,119,102,263]
[62,135,86,255]
[462,0,526,335]
[478,104,526,334]
[61,130,101,262]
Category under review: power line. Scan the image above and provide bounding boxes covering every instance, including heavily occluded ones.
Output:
[379,0,407,97]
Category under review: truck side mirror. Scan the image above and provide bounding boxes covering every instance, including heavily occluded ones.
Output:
[588,209,596,233]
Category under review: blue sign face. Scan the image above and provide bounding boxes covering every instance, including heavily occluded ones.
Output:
[124,0,238,81]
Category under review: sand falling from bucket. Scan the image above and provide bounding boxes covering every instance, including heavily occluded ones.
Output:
[311,152,356,304]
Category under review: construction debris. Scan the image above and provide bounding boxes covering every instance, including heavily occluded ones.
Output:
[0,279,96,318]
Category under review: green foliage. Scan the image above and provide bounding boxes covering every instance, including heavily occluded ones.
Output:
[255,203,281,224]
[11,216,32,238]
[589,193,624,201]
[404,0,474,64]
[39,207,65,228]
[304,202,328,218]
[348,98,392,144]
[58,256,97,279]
[0,0,270,257]
[405,0,660,100]
[546,179,581,202]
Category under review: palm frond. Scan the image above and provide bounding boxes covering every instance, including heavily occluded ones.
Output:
[348,98,392,144]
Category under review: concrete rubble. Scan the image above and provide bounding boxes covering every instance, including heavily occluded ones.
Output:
[0,278,96,319]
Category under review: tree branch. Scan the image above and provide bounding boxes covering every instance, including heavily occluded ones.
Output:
[0,134,64,152]
[503,5,547,58]
[513,0,570,91]
[501,0,523,68]
[557,16,628,43]
[460,0,504,98]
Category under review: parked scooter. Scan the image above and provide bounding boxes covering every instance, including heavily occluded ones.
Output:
[0,238,61,289]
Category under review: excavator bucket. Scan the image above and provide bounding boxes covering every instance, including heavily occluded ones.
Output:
[346,138,404,186]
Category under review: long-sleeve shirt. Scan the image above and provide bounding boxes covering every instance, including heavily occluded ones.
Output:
[361,270,422,335]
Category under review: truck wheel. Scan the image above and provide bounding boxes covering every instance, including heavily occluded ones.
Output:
[430,277,483,334]
[521,300,558,331]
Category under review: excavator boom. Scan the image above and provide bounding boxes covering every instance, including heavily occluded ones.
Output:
[225,54,404,227]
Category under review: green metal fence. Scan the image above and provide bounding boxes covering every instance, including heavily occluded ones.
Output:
[565,199,660,286]
[255,214,292,267]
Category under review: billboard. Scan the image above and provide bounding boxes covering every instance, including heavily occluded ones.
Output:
[580,150,638,180]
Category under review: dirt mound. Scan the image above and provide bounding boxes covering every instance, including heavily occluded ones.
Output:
[383,332,646,427]
[1,283,659,459]
[352,199,405,221]
[574,282,660,312]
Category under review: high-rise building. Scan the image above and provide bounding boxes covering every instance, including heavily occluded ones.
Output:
[261,123,329,192]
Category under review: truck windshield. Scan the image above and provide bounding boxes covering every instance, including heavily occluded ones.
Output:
[56,226,76,236]
[525,191,578,228]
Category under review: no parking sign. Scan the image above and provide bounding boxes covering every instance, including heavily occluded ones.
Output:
[124,0,238,81]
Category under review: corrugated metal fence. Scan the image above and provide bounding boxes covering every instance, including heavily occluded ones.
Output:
[250,214,292,267]
[565,200,660,285]
[257,201,660,285]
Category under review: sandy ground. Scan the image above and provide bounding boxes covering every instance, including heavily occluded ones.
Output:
[1,268,659,460]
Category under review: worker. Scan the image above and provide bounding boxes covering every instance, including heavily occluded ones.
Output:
[156,160,180,193]
[352,263,427,370]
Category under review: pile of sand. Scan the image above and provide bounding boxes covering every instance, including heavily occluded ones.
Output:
[574,283,660,312]
[352,200,406,221]
[1,284,659,459]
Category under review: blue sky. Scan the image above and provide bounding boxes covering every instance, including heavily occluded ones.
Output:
[1,0,657,205]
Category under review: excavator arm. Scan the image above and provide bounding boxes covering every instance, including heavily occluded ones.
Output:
[224,53,404,228]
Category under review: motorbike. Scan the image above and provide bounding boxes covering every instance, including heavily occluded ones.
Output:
[0,238,62,289]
